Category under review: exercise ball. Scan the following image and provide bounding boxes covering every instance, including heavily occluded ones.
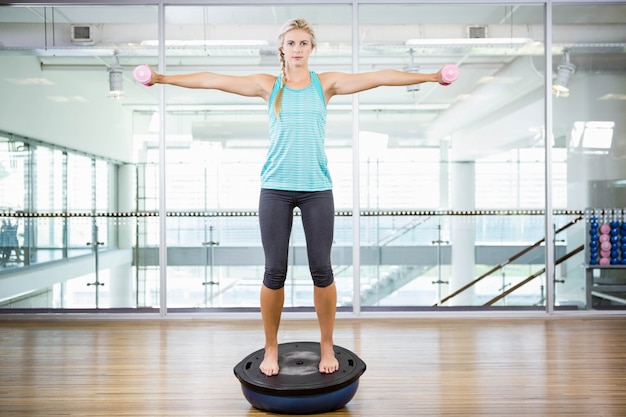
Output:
[234,342,366,414]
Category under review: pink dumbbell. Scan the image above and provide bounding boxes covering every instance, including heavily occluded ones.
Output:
[133,65,153,86]
[439,64,459,86]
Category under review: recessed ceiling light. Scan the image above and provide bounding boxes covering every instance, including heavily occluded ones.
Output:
[598,93,626,101]
[5,78,55,86]
[47,96,88,103]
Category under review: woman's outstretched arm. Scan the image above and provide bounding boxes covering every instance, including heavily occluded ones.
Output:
[146,68,275,100]
[321,68,445,100]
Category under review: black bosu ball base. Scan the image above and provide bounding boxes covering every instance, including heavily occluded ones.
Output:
[233,342,366,415]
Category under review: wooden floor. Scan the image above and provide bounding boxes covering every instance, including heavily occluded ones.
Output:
[1,316,626,416]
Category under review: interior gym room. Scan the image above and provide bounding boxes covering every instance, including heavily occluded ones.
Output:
[1,1,625,416]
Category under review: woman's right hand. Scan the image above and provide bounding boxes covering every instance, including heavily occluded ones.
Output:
[133,65,156,86]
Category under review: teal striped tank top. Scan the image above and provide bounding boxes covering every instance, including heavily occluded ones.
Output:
[261,72,332,191]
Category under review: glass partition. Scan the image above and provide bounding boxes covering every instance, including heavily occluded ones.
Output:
[160,5,353,309]
[357,4,554,308]
[553,3,626,310]
[0,2,624,313]
[0,5,158,309]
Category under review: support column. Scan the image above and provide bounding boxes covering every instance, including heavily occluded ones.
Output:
[109,163,134,308]
[449,161,476,306]
[439,138,450,209]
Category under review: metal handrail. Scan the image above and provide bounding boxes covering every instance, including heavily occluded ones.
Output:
[483,244,584,306]
[433,215,583,306]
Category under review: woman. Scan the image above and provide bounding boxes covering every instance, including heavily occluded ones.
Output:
[146,18,447,376]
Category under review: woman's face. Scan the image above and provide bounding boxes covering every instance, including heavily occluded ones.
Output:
[281,29,313,67]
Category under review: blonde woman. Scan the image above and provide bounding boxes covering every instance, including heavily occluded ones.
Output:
[146,18,448,376]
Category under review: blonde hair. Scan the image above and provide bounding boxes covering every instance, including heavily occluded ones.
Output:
[274,18,317,116]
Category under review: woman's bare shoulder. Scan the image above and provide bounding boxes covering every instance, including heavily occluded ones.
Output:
[255,73,278,89]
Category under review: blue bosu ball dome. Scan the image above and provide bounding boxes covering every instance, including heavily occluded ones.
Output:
[234,342,366,415]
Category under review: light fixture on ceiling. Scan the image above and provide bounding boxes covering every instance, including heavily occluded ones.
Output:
[552,49,576,98]
[405,37,532,47]
[139,40,268,47]
[403,48,420,93]
[107,54,124,99]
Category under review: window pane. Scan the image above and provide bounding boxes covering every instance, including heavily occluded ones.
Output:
[159,5,353,309]
[358,3,550,308]
[554,3,626,310]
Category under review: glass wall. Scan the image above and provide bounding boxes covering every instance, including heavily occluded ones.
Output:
[0,1,624,313]
[0,4,159,309]
[553,4,626,310]
[153,5,355,309]
[354,4,571,309]
[0,131,124,308]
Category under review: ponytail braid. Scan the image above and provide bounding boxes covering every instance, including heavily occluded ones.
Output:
[274,49,287,117]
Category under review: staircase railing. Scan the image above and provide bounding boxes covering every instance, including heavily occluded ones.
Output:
[483,244,584,306]
[433,215,583,306]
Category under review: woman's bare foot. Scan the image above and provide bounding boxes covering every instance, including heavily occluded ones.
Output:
[260,344,280,376]
[319,342,339,374]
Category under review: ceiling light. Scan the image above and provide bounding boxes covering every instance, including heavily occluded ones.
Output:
[598,93,626,101]
[140,40,268,47]
[552,50,575,98]
[405,37,532,47]
[5,78,54,86]
[107,55,124,100]
[403,48,420,93]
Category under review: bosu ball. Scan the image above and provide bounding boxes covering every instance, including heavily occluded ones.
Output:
[234,342,366,414]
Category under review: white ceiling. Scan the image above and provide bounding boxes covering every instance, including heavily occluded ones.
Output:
[0,3,625,161]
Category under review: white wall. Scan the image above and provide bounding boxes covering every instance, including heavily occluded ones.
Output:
[0,55,134,162]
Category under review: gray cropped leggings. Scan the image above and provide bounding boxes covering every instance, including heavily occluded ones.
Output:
[259,189,335,290]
